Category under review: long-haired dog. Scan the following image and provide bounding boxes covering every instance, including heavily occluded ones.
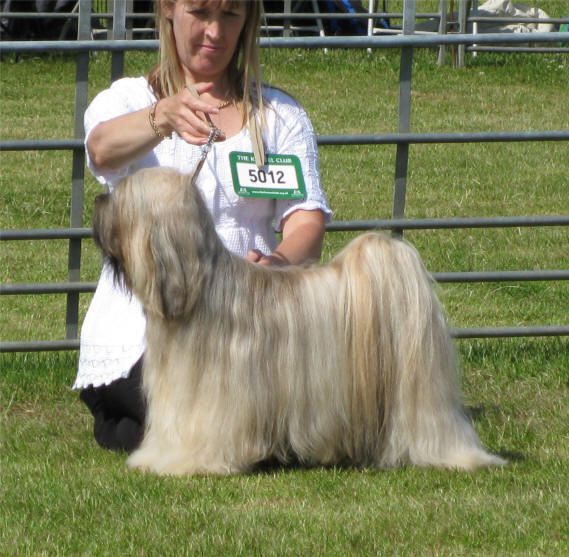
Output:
[93,166,504,475]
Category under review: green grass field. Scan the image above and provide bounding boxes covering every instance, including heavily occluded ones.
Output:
[1,18,568,556]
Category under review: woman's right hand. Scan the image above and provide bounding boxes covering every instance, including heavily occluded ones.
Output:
[153,82,226,146]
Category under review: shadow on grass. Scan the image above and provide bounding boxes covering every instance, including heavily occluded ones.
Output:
[466,404,525,464]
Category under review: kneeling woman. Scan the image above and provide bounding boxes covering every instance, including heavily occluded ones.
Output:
[74,0,331,451]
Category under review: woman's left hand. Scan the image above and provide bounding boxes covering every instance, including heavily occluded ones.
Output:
[245,249,288,267]
[246,209,326,267]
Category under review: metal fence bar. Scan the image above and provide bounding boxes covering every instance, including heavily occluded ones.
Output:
[324,215,569,231]
[451,326,569,339]
[437,0,447,66]
[110,0,127,80]
[0,12,152,20]
[3,130,569,153]
[262,32,569,48]
[468,46,569,54]
[5,10,565,24]
[433,271,569,283]
[0,340,80,352]
[317,130,569,145]
[65,0,91,341]
[3,324,568,354]
[1,31,567,53]
[1,228,92,240]
[2,283,98,295]
[4,270,568,297]
[0,139,83,150]
[391,1,416,238]
[457,0,469,67]
[3,215,568,242]
[468,16,569,24]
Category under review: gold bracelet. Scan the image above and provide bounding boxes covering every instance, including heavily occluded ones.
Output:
[149,101,171,140]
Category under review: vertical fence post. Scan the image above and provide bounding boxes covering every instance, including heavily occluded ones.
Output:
[471,0,479,59]
[437,0,448,66]
[391,0,416,238]
[457,0,470,68]
[110,0,128,81]
[283,0,292,38]
[367,0,375,54]
[66,0,91,340]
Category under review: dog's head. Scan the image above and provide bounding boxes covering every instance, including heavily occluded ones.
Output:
[93,167,220,319]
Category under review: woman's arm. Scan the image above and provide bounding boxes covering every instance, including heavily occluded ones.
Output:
[246,209,326,266]
[245,89,331,267]
[86,82,220,171]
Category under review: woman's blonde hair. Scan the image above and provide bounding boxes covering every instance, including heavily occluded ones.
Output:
[148,0,264,126]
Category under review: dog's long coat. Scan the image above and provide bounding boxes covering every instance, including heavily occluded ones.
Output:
[93,167,504,475]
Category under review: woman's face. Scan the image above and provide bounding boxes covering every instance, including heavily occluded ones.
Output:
[166,0,247,84]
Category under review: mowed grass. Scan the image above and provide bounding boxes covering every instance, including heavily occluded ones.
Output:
[1,33,568,556]
[1,342,567,556]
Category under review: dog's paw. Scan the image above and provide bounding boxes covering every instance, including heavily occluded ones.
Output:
[156,455,239,476]
[418,447,507,471]
[126,446,160,473]
[127,446,246,476]
[444,447,506,471]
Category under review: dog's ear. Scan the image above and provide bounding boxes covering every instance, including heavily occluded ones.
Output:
[92,193,128,286]
[149,217,204,320]
[92,193,112,253]
[140,169,221,320]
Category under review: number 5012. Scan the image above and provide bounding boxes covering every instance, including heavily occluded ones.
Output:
[248,168,285,185]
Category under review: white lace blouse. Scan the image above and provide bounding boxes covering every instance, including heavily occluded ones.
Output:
[73,77,331,389]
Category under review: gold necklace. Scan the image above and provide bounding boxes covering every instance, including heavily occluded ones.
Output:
[217,99,233,110]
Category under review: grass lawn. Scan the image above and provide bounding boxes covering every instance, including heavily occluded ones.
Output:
[1,342,568,556]
[1,20,568,556]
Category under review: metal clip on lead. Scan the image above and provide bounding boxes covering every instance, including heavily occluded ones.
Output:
[199,126,222,161]
[189,126,222,187]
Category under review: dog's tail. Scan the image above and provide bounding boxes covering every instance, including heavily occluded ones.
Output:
[338,233,505,470]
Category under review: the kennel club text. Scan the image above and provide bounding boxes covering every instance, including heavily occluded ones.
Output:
[229,151,306,199]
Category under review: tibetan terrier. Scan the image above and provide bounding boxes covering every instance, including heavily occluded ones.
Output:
[93,167,504,475]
